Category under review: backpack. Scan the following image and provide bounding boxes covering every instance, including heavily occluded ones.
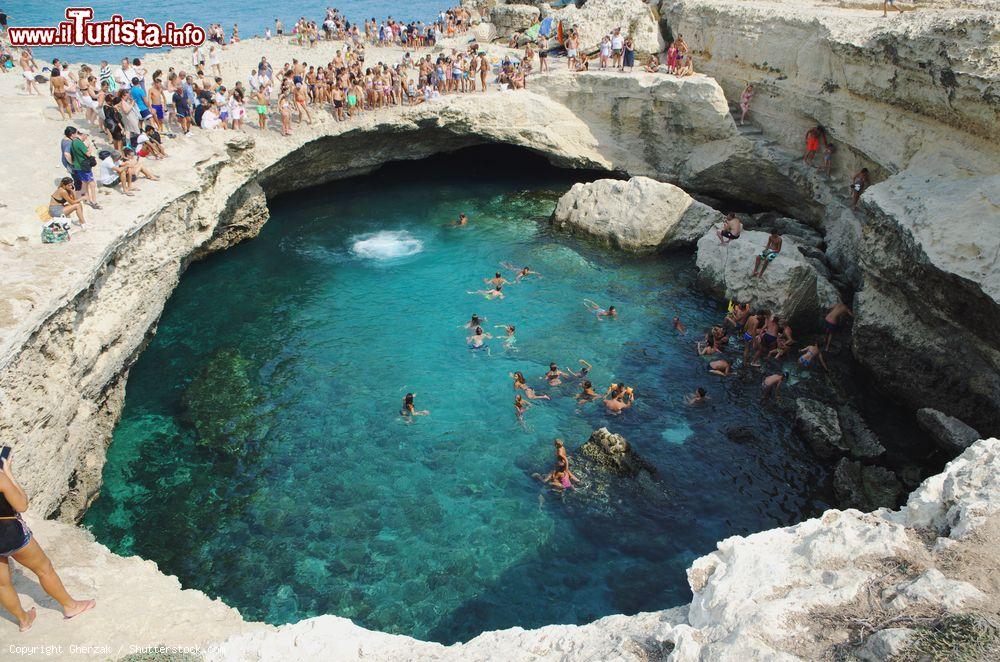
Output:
[42,222,71,244]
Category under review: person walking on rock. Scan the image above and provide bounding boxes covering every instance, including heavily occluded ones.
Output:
[0,448,96,632]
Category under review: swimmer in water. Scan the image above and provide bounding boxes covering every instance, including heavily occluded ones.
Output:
[576,379,598,404]
[495,324,516,348]
[544,362,567,386]
[553,440,580,483]
[604,384,635,413]
[463,314,487,330]
[484,272,510,288]
[673,316,687,335]
[685,387,709,404]
[584,299,617,319]
[450,213,469,227]
[798,343,828,370]
[567,359,592,380]
[400,393,429,418]
[544,460,574,490]
[467,326,492,352]
[761,372,788,402]
[468,284,504,300]
[511,371,551,399]
[515,394,531,421]
[708,359,732,377]
[501,263,542,281]
[697,336,721,356]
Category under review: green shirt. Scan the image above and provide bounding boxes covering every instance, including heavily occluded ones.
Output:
[70,138,89,171]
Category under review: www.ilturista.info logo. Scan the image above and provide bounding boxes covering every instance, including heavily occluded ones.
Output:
[8,7,205,49]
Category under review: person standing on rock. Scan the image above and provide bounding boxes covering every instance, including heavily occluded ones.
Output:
[851,168,870,210]
[824,302,853,350]
[611,29,624,69]
[739,83,754,125]
[566,31,579,72]
[0,449,96,632]
[622,36,636,73]
[751,232,782,278]
[803,126,827,166]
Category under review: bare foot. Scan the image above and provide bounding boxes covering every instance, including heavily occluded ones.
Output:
[64,599,96,620]
[19,607,37,632]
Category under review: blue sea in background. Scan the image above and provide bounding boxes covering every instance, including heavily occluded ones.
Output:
[83,148,832,643]
[14,1,445,62]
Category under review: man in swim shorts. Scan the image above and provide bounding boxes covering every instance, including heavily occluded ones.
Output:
[716,212,742,245]
[751,232,782,278]
[823,302,853,350]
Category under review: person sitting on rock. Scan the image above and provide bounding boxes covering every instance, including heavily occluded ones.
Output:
[544,459,574,490]
[768,319,794,360]
[716,212,742,245]
[724,301,751,332]
[644,55,660,74]
[798,343,828,371]
[761,372,787,402]
[751,232,782,278]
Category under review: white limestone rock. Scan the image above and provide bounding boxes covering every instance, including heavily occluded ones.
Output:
[489,4,539,37]
[554,0,664,55]
[856,628,915,662]
[884,568,986,612]
[896,437,1000,538]
[695,230,839,325]
[552,176,720,252]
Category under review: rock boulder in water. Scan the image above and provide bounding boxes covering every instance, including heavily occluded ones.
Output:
[833,458,904,511]
[696,229,839,326]
[580,427,656,478]
[794,399,885,459]
[180,347,262,455]
[552,176,720,252]
[916,408,982,455]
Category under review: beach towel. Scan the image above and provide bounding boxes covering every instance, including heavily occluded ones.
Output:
[539,17,553,37]
[524,23,540,41]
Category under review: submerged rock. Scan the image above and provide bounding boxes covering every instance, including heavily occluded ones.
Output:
[180,347,262,456]
[579,428,656,478]
[916,408,982,455]
[695,229,839,326]
[552,176,719,252]
[833,458,904,511]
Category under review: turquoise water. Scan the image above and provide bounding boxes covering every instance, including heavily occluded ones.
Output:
[19,1,444,62]
[84,149,831,643]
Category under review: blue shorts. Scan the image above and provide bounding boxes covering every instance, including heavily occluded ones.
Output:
[139,108,151,119]
[76,169,94,182]
[0,518,31,557]
[152,104,164,120]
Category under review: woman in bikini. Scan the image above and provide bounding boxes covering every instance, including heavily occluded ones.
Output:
[48,178,86,227]
[511,371,550,400]
[798,344,828,371]
[544,363,566,386]
[400,392,429,418]
[49,68,73,120]
[468,284,504,300]
[739,83,754,125]
[553,440,580,484]
[0,449,96,632]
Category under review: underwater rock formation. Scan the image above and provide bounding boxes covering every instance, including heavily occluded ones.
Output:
[579,428,657,478]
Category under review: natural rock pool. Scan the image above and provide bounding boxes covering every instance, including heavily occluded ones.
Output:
[84,149,832,643]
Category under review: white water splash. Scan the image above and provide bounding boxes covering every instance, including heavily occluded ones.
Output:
[349,231,424,261]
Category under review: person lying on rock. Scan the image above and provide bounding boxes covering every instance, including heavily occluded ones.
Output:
[0,448,96,632]
[751,232,782,278]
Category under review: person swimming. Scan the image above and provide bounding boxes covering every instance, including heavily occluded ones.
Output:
[584,299,616,319]
[468,284,504,300]
[576,379,598,404]
[514,394,531,421]
[463,313,486,330]
[673,316,687,335]
[467,326,492,351]
[495,324,516,348]
[604,385,634,414]
[400,392,429,418]
[484,272,509,288]
[451,212,469,227]
[567,359,592,380]
[511,371,550,400]
[708,359,732,377]
[685,387,709,404]
[543,460,574,490]
[545,362,566,386]
[501,263,542,281]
